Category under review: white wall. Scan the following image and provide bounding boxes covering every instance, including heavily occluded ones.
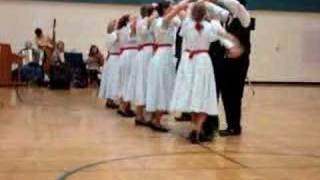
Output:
[250,11,320,82]
[1,0,320,82]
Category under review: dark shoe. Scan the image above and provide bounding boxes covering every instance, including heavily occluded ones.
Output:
[175,116,191,122]
[199,133,214,143]
[117,110,127,117]
[135,118,150,127]
[219,129,242,137]
[117,109,135,118]
[175,113,192,122]
[150,122,169,133]
[126,109,136,117]
[188,130,200,144]
[106,101,119,109]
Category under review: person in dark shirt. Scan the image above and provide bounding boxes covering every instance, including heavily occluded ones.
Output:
[205,0,252,137]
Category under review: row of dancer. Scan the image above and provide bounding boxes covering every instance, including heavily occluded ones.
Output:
[99,0,251,144]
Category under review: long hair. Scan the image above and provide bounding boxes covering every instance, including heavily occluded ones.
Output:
[117,14,130,30]
[140,4,155,18]
[147,4,156,17]
[89,45,100,57]
[191,2,207,33]
[156,1,171,17]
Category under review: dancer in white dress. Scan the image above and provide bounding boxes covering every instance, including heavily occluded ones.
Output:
[117,15,139,117]
[145,1,183,132]
[133,5,158,126]
[170,1,242,143]
[99,20,121,109]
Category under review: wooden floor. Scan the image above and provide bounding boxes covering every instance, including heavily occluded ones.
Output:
[0,86,319,180]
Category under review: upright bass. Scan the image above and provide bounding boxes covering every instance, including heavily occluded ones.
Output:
[41,18,57,75]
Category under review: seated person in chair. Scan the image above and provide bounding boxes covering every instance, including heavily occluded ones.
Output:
[49,41,71,89]
[51,41,66,65]
[19,41,43,84]
[12,41,43,84]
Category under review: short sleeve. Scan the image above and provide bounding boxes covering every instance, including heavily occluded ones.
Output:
[105,32,117,49]
[210,20,235,49]
[170,16,181,28]
[179,18,192,37]
[139,19,152,35]
[208,20,226,41]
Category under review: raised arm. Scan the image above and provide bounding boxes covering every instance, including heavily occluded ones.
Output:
[216,0,250,27]
[163,0,189,24]
[205,1,230,23]
[129,16,138,37]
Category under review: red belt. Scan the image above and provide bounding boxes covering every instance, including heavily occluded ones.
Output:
[138,43,155,50]
[186,49,208,59]
[154,43,172,52]
[120,46,139,54]
[107,52,121,60]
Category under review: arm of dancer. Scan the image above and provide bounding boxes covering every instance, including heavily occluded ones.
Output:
[211,20,243,58]
[163,0,189,25]
[215,0,251,28]
[205,1,230,23]
[140,12,157,36]
[129,16,138,38]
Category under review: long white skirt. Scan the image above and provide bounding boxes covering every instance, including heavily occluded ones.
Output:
[134,46,154,106]
[170,52,218,115]
[119,49,139,101]
[106,55,121,100]
[99,55,121,100]
[98,58,109,99]
[146,48,176,112]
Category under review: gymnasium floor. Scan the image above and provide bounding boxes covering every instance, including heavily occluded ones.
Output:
[0,85,319,180]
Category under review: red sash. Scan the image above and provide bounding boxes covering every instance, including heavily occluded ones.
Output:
[138,43,155,51]
[153,43,172,52]
[106,52,121,60]
[186,49,208,59]
[120,46,139,54]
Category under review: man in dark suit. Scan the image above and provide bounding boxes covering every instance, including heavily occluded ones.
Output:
[203,0,253,138]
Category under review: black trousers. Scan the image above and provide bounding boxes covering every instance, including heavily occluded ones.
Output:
[214,55,250,131]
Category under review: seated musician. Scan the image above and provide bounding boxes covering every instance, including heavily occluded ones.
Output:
[86,45,104,86]
[49,41,72,89]
[17,41,43,84]
[51,41,66,65]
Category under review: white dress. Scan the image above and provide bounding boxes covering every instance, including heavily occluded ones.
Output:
[118,25,139,101]
[99,32,121,100]
[170,19,231,115]
[146,17,180,112]
[134,18,155,106]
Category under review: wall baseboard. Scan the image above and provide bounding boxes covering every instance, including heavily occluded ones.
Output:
[247,81,320,86]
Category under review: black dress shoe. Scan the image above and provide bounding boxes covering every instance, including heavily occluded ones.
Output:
[135,118,150,127]
[199,133,214,143]
[117,110,126,117]
[117,109,136,118]
[188,130,200,144]
[150,122,169,133]
[219,129,242,137]
[126,109,136,117]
